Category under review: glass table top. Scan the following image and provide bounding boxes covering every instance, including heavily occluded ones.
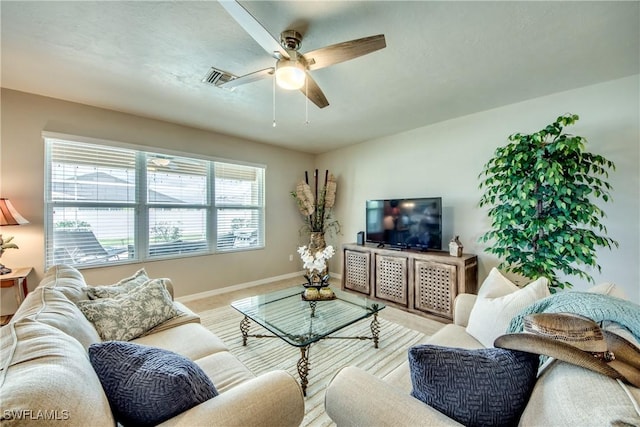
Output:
[231,286,385,347]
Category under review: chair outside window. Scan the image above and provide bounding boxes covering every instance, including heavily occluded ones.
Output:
[53,230,128,266]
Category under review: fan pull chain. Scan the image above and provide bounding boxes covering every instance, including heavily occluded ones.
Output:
[272,74,277,128]
[305,77,309,125]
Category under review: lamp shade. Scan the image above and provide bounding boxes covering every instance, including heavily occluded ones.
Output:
[275,59,306,90]
[0,198,29,226]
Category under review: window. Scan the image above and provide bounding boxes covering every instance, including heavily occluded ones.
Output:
[44,135,265,269]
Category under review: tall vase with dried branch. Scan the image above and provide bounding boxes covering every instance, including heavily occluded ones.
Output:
[291,169,341,277]
[292,169,340,238]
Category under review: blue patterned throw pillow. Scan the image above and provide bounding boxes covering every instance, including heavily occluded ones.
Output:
[408,344,538,427]
[89,341,218,426]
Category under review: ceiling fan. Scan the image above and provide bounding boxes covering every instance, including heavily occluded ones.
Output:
[210,0,386,109]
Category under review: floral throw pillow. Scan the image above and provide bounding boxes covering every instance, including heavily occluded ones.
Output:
[78,280,178,341]
[86,268,150,299]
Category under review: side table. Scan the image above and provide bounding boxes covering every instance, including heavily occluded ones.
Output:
[1,267,33,310]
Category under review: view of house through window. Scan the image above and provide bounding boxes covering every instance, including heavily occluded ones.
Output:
[44,136,265,268]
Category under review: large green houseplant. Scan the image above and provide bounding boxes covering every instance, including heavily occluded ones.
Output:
[478,114,618,292]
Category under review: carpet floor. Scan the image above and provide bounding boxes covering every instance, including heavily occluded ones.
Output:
[197,304,439,426]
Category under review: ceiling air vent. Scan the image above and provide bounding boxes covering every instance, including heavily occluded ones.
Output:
[202,67,237,88]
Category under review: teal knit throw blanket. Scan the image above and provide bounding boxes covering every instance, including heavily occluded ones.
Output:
[507,292,640,342]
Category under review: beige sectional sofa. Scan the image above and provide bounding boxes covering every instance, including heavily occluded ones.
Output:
[326,274,640,426]
[0,264,304,426]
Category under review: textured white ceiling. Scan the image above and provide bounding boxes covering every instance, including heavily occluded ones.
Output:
[2,1,638,154]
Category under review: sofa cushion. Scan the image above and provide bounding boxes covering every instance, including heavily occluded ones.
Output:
[195,351,256,393]
[10,287,101,349]
[466,267,550,347]
[408,344,538,427]
[520,360,640,426]
[88,341,218,427]
[133,322,229,361]
[77,279,178,341]
[0,318,115,426]
[36,264,89,302]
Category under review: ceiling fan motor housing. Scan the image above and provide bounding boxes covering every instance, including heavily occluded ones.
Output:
[280,30,302,51]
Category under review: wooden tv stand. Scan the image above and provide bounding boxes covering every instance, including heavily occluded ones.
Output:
[341,243,477,321]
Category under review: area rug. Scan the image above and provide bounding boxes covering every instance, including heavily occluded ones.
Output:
[198,305,438,426]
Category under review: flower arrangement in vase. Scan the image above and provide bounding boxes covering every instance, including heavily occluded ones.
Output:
[297,245,336,300]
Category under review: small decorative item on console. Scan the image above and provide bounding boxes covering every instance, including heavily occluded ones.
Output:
[449,236,463,257]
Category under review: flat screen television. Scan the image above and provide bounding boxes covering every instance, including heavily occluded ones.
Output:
[365,198,442,250]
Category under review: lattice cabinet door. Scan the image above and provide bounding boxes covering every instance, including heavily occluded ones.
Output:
[344,249,371,295]
[414,260,457,318]
[374,255,408,306]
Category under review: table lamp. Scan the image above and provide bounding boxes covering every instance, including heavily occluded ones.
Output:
[0,198,29,275]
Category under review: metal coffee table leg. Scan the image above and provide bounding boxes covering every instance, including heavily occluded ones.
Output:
[240,315,251,346]
[370,313,380,348]
[297,345,311,396]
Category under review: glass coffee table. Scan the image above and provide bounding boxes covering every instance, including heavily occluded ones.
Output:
[231,285,385,396]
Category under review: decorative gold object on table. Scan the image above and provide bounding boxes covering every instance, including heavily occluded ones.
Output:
[302,281,336,301]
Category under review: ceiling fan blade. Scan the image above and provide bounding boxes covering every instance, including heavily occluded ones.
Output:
[218,1,289,59]
[301,73,329,109]
[219,68,274,89]
[304,34,386,71]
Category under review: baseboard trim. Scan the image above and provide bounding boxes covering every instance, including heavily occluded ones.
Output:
[177,271,342,303]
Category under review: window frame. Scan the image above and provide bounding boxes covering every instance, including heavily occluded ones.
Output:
[43,132,266,269]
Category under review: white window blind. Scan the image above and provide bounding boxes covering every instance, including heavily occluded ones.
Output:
[46,140,135,267]
[45,136,265,269]
[145,155,209,258]
[215,162,264,251]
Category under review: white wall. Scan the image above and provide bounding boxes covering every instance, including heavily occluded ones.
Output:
[0,89,314,305]
[318,75,640,302]
[1,76,638,308]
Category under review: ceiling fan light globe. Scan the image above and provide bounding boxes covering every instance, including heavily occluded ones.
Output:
[275,60,306,90]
